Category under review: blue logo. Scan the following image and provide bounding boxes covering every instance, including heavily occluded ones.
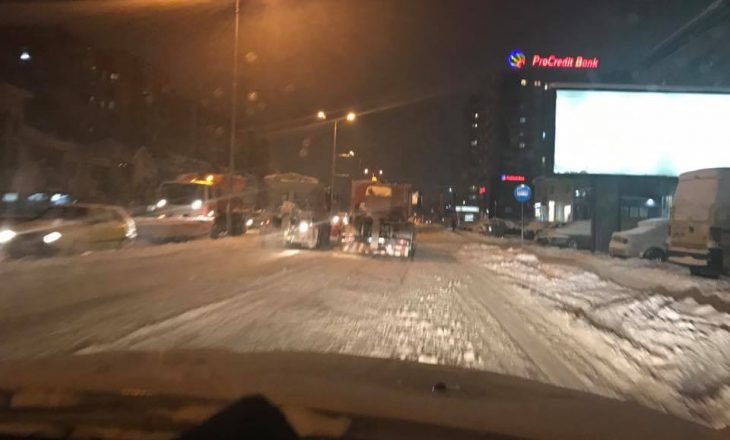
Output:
[513,184,532,203]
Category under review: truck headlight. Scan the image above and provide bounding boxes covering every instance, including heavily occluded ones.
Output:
[191,199,203,210]
[43,231,62,244]
[0,229,16,244]
[298,221,310,233]
[156,199,167,208]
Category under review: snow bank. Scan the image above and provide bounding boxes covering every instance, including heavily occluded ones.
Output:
[459,243,730,428]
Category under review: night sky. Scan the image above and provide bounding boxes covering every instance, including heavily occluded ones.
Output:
[0,0,708,188]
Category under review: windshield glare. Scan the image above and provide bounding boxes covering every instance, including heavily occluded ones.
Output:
[1,1,729,437]
[160,183,205,205]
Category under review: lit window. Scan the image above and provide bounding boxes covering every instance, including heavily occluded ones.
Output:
[108,101,116,110]
[534,80,541,87]
[471,140,478,146]
[542,131,547,139]
[473,112,479,119]
[519,142,526,149]
[472,123,478,128]
[520,79,527,86]
[519,117,526,124]
[110,72,120,81]
[544,84,549,91]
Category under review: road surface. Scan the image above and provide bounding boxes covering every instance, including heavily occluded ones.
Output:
[1,228,729,428]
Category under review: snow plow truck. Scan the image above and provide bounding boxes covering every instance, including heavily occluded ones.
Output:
[343,180,416,259]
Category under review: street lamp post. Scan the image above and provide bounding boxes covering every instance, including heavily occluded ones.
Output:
[318,110,356,212]
[226,0,241,235]
[330,118,338,211]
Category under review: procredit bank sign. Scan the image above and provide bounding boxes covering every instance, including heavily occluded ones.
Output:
[508,50,599,70]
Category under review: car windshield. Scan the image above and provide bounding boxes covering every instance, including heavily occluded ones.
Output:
[35,206,89,220]
[1,1,729,437]
[159,183,205,205]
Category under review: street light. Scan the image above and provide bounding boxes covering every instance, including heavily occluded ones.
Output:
[320,110,357,212]
[363,168,369,175]
[226,0,241,235]
[378,169,383,176]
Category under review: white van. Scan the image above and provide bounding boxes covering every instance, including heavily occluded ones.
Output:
[668,168,730,277]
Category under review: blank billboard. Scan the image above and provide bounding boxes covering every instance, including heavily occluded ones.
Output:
[554,89,730,176]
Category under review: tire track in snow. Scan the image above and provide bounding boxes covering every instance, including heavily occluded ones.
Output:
[460,263,587,391]
[75,253,370,354]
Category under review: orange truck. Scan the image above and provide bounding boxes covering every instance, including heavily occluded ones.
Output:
[344,180,416,259]
[152,173,255,238]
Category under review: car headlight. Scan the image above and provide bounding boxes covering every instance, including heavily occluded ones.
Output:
[191,200,203,210]
[298,221,310,233]
[43,231,62,244]
[331,215,340,225]
[156,199,167,208]
[246,218,254,227]
[0,229,16,244]
[125,221,137,238]
[207,210,215,217]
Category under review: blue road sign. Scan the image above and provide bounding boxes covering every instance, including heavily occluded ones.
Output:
[513,184,532,203]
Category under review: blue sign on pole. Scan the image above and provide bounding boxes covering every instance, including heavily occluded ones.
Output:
[513,184,532,203]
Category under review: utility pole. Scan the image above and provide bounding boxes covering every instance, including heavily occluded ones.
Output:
[330,119,338,212]
[226,0,241,235]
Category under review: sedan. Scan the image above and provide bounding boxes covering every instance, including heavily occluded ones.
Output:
[0,204,136,259]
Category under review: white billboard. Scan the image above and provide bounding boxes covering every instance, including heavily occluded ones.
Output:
[554,89,730,176]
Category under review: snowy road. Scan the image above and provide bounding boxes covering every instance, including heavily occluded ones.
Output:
[1,228,729,429]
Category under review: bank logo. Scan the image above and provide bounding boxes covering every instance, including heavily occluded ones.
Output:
[507,50,526,69]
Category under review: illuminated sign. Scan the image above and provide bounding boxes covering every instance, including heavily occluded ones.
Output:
[455,206,479,213]
[478,186,486,195]
[532,54,599,69]
[507,50,526,69]
[501,174,526,182]
[507,50,599,70]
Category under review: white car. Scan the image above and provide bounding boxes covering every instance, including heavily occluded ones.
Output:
[609,218,669,260]
[537,220,591,249]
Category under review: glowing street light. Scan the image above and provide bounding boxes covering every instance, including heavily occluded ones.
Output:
[349,150,355,157]
[363,168,369,175]
[326,110,357,211]
[378,169,383,176]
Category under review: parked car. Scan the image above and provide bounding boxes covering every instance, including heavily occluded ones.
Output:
[0,204,136,259]
[531,222,567,242]
[482,218,521,237]
[609,218,669,260]
[668,168,730,277]
[537,220,591,249]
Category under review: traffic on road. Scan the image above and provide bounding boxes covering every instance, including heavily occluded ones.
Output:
[1,1,730,439]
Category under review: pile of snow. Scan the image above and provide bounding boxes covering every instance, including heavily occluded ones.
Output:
[459,243,730,428]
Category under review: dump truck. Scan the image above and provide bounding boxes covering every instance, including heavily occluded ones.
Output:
[151,173,255,238]
[262,173,331,249]
[343,180,416,259]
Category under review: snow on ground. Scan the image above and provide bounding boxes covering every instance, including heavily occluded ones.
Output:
[466,232,730,311]
[459,242,730,428]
